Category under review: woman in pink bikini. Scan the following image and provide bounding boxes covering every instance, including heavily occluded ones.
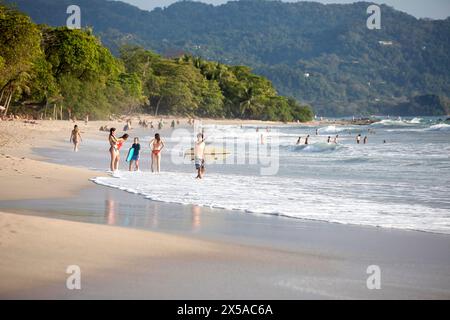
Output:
[150,133,164,173]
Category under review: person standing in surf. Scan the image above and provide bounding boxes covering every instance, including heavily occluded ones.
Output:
[150,133,164,173]
[363,136,368,144]
[70,125,82,152]
[128,137,141,171]
[356,134,362,144]
[108,128,118,172]
[114,133,129,172]
[305,135,310,145]
[333,135,339,144]
[194,133,206,179]
[296,137,302,145]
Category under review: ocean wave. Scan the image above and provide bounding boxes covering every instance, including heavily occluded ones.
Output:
[426,124,450,131]
[284,142,344,153]
[371,119,416,127]
[409,117,423,124]
[92,171,450,234]
[317,125,358,134]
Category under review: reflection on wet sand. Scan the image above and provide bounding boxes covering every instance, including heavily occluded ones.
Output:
[103,192,204,232]
[105,197,116,225]
[191,205,202,232]
[149,202,159,229]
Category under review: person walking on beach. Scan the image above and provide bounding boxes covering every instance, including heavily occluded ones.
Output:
[194,133,206,179]
[70,125,82,152]
[128,137,141,171]
[150,133,164,173]
[305,135,310,145]
[356,134,362,144]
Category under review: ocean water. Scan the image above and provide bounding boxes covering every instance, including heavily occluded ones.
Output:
[91,117,450,234]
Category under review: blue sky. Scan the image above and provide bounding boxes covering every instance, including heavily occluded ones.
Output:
[115,0,450,19]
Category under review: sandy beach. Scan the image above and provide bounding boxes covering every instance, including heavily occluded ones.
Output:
[0,117,449,299]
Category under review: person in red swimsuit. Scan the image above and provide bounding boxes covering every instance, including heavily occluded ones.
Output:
[111,133,129,172]
[150,133,165,173]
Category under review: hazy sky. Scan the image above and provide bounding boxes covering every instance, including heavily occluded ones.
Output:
[115,0,450,19]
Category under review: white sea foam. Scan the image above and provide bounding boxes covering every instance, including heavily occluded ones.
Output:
[371,119,414,127]
[92,171,450,234]
[283,143,344,153]
[317,125,357,134]
[409,117,423,124]
[426,124,450,131]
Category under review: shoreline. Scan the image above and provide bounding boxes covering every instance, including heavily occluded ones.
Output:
[1,117,449,299]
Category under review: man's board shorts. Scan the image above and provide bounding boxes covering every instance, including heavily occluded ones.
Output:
[195,157,204,170]
[131,154,139,161]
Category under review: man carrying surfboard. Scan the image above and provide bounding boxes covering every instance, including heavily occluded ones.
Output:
[194,133,206,179]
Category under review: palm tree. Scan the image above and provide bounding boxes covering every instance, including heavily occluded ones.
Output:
[239,87,254,118]
[1,71,31,116]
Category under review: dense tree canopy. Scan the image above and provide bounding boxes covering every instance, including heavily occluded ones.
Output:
[0,4,313,121]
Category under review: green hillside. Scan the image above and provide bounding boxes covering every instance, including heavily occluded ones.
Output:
[6,0,450,116]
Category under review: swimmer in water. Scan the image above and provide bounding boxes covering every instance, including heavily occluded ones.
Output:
[305,135,310,145]
[356,134,361,144]
[327,136,331,143]
[150,133,164,173]
[363,136,368,144]
[333,135,339,144]
[296,137,302,145]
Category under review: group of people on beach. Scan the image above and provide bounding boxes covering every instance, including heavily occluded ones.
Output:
[108,128,165,173]
[107,127,206,179]
[69,116,207,178]
[296,134,339,145]
[295,132,372,145]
